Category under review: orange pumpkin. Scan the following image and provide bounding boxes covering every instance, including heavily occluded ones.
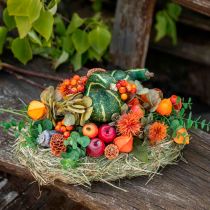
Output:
[114,135,133,153]
[173,128,190,144]
[156,98,172,116]
[27,100,47,121]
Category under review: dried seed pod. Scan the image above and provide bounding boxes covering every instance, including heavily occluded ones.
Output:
[50,134,66,157]
[104,144,119,160]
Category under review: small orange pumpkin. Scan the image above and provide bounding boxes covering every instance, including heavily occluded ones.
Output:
[173,128,190,144]
[156,98,172,116]
[114,135,133,153]
[27,100,47,121]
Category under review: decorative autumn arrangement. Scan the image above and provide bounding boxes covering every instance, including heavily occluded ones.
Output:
[1,68,210,188]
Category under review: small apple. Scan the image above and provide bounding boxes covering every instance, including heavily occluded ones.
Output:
[82,123,98,138]
[98,124,116,143]
[86,138,105,157]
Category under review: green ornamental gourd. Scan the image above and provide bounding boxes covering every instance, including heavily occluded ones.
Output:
[85,68,154,122]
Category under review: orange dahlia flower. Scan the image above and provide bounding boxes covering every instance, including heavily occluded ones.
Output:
[116,112,141,136]
[148,122,168,145]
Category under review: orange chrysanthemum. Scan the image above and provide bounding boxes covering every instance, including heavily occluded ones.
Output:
[116,112,141,136]
[148,122,168,145]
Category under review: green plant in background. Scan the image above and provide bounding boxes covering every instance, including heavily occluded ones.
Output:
[155,2,182,45]
[91,0,103,13]
[0,0,111,70]
[49,13,111,70]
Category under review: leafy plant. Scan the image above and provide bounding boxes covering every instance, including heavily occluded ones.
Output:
[61,131,90,168]
[0,0,111,70]
[0,108,53,148]
[153,97,210,133]
[155,2,182,45]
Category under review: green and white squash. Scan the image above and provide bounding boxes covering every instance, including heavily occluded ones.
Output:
[85,68,153,122]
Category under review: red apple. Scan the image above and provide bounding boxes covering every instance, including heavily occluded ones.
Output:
[98,124,117,144]
[86,138,105,157]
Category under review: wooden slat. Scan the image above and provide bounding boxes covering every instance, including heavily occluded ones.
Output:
[110,0,156,68]
[0,58,210,210]
[174,0,210,16]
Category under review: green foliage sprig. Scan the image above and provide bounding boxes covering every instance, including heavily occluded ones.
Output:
[155,2,182,45]
[153,97,210,133]
[0,108,53,148]
[61,131,90,169]
[0,0,111,70]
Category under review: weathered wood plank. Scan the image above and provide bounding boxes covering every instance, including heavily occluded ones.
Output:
[0,58,210,210]
[110,0,156,68]
[174,0,210,16]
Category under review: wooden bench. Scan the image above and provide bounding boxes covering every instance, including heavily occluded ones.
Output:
[0,59,210,210]
[110,0,210,69]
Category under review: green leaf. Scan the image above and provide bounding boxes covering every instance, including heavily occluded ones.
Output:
[47,0,58,15]
[42,119,53,130]
[7,0,42,23]
[88,48,101,61]
[62,36,74,54]
[72,29,89,53]
[92,0,103,12]
[38,124,42,134]
[167,16,177,45]
[7,0,30,16]
[69,149,80,160]
[132,140,148,163]
[11,37,32,64]
[28,30,42,46]
[88,27,111,55]
[3,9,16,30]
[15,16,32,38]
[71,52,82,70]
[66,13,84,34]
[167,3,182,21]
[71,132,80,140]
[155,11,167,42]
[77,136,90,148]
[54,16,66,36]
[71,140,78,150]
[201,120,206,129]
[18,120,25,131]
[170,119,180,130]
[28,0,42,23]
[0,27,7,54]
[52,51,69,69]
[33,9,54,41]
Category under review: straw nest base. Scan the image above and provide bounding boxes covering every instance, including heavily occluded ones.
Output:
[15,136,185,188]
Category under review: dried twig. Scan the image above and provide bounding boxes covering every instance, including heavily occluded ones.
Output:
[0,62,65,82]
[5,69,45,89]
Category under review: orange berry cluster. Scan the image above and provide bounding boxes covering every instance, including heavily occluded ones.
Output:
[59,75,88,96]
[116,80,137,101]
[55,120,74,138]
